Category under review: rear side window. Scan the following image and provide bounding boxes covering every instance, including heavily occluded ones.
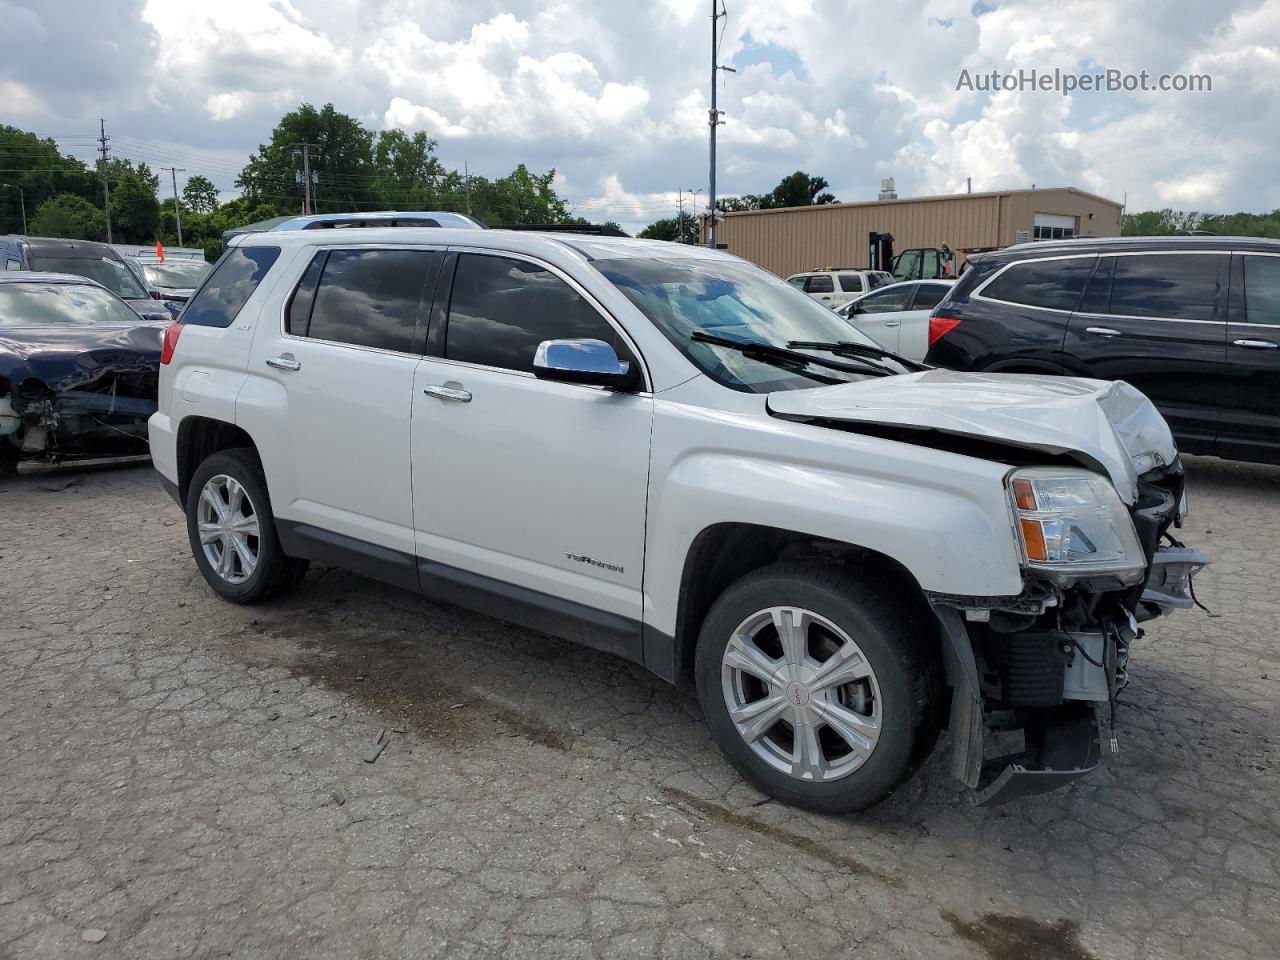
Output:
[912,283,949,310]
[838,274,863,293]
[299,249,437,352]
[1108,254,1222,322]
[1242,255,1280,325]
[980,257,1094,312]
[183,246,280,328]
[445,253,626,373]
[805,275,834,293]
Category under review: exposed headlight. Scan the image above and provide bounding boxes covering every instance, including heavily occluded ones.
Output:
[1007,467,1145,583]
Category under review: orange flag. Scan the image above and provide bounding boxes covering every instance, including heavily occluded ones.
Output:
[155,241,165,262]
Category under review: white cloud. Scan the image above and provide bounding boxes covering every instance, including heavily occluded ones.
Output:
[0,80,44,115]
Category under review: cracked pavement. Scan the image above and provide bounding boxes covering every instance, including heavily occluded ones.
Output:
[1,457,1277,959]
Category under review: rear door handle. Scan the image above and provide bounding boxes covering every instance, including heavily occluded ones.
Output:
[423,384,472,403]
[265,356,301,371]
[1085,326,1122,338]
[1233,338,1279,350]
[883,320,901,328]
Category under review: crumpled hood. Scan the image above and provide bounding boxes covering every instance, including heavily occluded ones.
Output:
[0,323,163,394]
[766,369,1176,503]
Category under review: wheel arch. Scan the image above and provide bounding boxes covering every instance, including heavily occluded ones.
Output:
[176,416,259,504]
[669,522,934,689]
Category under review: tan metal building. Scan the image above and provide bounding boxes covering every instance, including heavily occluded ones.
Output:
[702,186,1123,277]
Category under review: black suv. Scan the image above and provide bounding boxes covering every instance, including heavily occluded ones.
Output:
[925,236,1280,465]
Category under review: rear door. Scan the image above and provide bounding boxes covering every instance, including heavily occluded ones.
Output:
[897,282,952,361]
[242,245,439,562]
[1063,252,1228,454]
[1221,252,1280,463]
[804,273,837,307]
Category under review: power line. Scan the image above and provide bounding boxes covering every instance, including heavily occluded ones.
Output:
[98,118,113,244]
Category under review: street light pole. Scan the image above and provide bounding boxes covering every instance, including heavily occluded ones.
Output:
[1,183,24,234]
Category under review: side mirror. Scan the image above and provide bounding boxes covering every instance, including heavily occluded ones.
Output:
[532,339,638,390]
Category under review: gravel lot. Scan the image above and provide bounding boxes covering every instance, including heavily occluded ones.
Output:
[1,456,1278,960]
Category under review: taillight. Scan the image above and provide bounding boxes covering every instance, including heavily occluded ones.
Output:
[927,312,962,347]
[160,323,184,365]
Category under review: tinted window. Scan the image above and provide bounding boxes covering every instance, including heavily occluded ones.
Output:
[142,260,212,288]
[981,256,1094,312]
[1243,255,1280,325]
[870,272,894,289]
[858,286,913,313]
[27,255,147,300]
[787,276,807,289]
[0,282,141,326]
[1079,256,1115,314]
[183,246,281,328]
[1109,254,1221,321]
[286,253,325,335]
[446,254,624,372]
[805,275,834,294]
[838,274,863,293]
[304,249,435,352]
[912,284,949,310]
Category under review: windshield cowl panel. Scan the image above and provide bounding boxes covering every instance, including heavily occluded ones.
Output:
[595,255,891,394]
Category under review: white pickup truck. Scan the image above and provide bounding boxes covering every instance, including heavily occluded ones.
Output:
[149,228,1205,811]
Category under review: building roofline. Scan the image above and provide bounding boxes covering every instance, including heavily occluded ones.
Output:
[718,186,1124,218]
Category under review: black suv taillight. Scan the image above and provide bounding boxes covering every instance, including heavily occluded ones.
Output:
[928,307,962,347]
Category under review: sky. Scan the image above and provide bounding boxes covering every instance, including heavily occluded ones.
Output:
[2,0,1277,233]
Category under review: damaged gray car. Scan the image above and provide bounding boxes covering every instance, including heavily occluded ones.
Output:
[0,273,163,472]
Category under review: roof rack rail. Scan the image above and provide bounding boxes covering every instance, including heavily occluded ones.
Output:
[498,223,631,237]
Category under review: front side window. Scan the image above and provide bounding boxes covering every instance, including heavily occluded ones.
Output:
[1243,255,1280,325]
[182,246,281,328]
[838,274,863,293]
[1108,254,1222,322]
[0,282,141,326]
[980,256,1095,312]
[857,286,913,313]
[301,249,436,352]
[445,253,626,373]
[804,275,834,294]
[27,255,148,300]
[597,256,892,393]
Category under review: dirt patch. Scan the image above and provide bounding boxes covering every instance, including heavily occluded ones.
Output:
[661,787,903,888]
[941,911,1094,960]
[226,615,573,753]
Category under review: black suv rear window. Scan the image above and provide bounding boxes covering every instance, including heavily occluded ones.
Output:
[182,247,280,328]
[980,256,1094,312]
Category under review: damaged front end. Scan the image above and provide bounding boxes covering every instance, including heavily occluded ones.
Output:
[932,459,1207,806]
[0,325,162,470]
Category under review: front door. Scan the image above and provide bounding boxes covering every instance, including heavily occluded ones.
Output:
[244,245,440,558]
[410,251,653,648]
[1063,252,1229,455]
[847,284,916,352]
[1221,252,1280,463]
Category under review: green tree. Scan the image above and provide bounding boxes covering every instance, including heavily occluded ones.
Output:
[182,174,219,214]
[717,195,764,213]
[638,212,698,243]
[29,193,105,240]
[763,171,836,208]
[107,160,160,243]
[0,125,99,233]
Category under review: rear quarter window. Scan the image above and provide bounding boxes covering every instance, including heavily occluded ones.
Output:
[979,256,1095,312]
[182,246,281,328]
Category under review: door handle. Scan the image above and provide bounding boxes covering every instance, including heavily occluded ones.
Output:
[1233,338,1279,350]
[883,320,901,328]
[423,384,472,403]
[1085,326,1122,338]
[265,356,301,371]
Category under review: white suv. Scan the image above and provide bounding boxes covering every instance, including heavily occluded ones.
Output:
[150,228,1205,811]
[785,269,894,308]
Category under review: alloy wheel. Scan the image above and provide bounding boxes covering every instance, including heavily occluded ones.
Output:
[196,474,260,584]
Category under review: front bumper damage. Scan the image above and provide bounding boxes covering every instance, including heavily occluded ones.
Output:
[931,461,1207,806]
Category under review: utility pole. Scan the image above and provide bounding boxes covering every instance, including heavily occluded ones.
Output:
[98,118,113,243]
[464,161,473,215]
[1,183,24,234]
[707,2,733,248]
[160,167,185,246]
[290,143,320,214]
[678,189,686,242]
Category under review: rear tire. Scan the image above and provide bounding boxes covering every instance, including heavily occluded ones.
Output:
[695,561,941,813]
[185,447,308,604]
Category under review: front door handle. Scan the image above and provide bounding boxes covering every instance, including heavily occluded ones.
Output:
[1233,338,1279,350]
[1086,326,1122,338]
[265,356,301,371]
[423,384,472,403]
[883,320,901,328]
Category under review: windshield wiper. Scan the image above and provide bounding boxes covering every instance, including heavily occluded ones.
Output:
[690,331,890,379]
[786,340,930,372]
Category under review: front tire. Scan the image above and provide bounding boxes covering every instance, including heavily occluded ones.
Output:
[695,561,940,813]
[185,447,308,604]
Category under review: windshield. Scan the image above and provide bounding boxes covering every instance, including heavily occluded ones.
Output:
[0,282,142,326]
[28,256,148,300]
[595,256,885,393]
[142,260,212,288]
